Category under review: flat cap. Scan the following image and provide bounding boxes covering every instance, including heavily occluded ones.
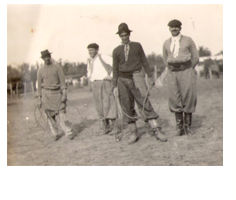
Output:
[168,19,182,27]
[87,43,99,50]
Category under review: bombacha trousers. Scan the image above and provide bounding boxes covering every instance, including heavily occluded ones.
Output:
[42,89,72,136]
[91,80,117,120]
[117,74,158,124]
[167,67,197,113]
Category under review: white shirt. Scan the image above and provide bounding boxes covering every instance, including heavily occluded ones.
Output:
[87,54,112,82]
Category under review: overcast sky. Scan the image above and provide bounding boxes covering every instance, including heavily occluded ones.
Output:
[7,4,223,66]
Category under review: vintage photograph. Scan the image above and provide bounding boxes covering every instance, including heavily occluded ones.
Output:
[7,4,223,166]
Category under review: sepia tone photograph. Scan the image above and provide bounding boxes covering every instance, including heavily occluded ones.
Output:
[7,4,223,167]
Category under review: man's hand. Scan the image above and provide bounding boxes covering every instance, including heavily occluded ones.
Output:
[113,87,118,97]
[61,89,67,103]
[61,94,67,103]
[147,77,155,87]
[38,96,42,107]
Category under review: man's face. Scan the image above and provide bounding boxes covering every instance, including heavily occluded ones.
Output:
[88,48,98,58]
[42,55,51,65]
[169,26,181,37]
[119,32,130,44]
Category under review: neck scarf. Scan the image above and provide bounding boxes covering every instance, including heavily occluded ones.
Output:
[88,53,99,75]
[170,34,181,58]
[121,41,131,61]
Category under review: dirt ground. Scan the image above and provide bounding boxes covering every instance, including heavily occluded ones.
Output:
[7,76,223,166]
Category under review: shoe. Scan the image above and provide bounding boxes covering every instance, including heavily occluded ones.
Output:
[54,134,61,141]
[185,126,194,135]
[175,112,184,136]
[176,128,185,136]
[154,128,167,142]
[128,132,138,144]
[184,113,194,135]
[127,123,138,144]
[102,119,110,134]
[67,132,75,140]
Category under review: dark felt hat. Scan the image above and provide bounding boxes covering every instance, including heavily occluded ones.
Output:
[40,49,52,58]
[87,43,99,50]
[168,19,182,27]
[116,23,132,34]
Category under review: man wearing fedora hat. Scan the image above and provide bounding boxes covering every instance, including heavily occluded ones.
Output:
[162,19,199,136]
[37,49,74,140]
[112,23,167,144]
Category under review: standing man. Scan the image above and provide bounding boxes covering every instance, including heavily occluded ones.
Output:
[162,19,199,136]
[87,43,117,135]
[37,50,74,140]
[112,23,167,144]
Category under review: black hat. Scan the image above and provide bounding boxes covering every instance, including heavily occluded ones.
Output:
[87,43,99,50]
[40,49,52,58]
[168,19,182,27]
[116,23,132,34]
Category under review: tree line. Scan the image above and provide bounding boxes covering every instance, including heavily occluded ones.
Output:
[7,46,222,86]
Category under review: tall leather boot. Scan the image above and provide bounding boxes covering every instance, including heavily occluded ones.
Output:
[184,113,194,135]
[127,122,138,144]
[148,119,167,142]
[102,119,110,134]
[175,112,185,136]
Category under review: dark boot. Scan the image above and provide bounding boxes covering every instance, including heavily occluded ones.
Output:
[184,113,194,135]
[148,119,167,142]
[127,122,138,144]
[175,112,185,136]
[102,119,110,134]
[109,119,118,135]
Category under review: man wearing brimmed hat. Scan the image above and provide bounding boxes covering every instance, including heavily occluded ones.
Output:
[37,49,74,140]
[112,23,167,144]
[162,19,199,136]
[86,43,117,135]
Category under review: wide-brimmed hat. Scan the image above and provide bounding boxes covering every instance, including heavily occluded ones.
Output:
[40,49,52,58]
[116,23,132,34]
[168,19,182,27]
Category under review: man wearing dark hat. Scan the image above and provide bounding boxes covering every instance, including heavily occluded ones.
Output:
[37,49,74,140]
[112,23,167,144]
[162,19,199,136]
[87,43,117,135]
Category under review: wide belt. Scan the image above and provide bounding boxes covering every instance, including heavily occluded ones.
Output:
[168,60,192,71]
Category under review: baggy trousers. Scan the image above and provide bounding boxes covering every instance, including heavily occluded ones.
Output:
[118,77,158,124]
[42,89,72,136]
[91,80,117,120]
[167,67,197,113]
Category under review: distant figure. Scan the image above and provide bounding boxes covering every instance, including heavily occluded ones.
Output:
[37,49,75,141]
[162,19,199,136]
[112,23,167,144]
[87,43,117,135]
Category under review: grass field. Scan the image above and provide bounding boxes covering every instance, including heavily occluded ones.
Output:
[7,76,223,166]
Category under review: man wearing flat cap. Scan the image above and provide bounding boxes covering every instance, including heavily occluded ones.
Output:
[87,43,117,135]
[37,49,74,140]
[112,23,167,144]
[162,19,199,136]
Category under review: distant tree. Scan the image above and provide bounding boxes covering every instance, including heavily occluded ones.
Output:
[198,46,211,57]
[216,50,223,56]
[147,52,166,75]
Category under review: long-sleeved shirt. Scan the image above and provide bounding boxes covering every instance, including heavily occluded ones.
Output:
[37,63,67,96]
[112,42,152,87]
[163,35,199,68]
[87,54,112,82]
